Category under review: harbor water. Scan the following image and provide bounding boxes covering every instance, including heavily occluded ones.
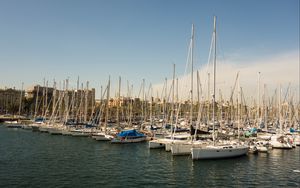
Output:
[0,125,299,187]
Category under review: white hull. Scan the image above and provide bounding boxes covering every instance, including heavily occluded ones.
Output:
[171,143,192,155]
[270,134,293,149]
[271,142,293,149]
[111,136,146,143]
[149,134,191,150]
[257,146,268,152]
[61,130,72,136]
[4,120,18,124]
[39,127,49,133]
[248,145,258,154]
[92,134,114,141]
[257,133,272,140]
[191,145,249,160]
[148,140,165,149]
[71,131,90,137]
[170,141,209,156]
[48,128,63,135]
[165,143,171,151]
[70,129,93,137]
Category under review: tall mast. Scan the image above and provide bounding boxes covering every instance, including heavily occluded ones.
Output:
[190,24,195,128]
[237,77,241,141]
[212,16,217,145]
[171,64,176,125]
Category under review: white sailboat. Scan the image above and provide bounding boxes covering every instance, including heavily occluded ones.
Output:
[170,25,208,155]
[92,76,114,141]
[270,85,293,149]
[191,16,249,160]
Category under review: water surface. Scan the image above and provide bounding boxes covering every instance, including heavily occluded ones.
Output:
[0,125,299,187]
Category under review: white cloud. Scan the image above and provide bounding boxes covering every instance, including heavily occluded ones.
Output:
[153,50,300,104]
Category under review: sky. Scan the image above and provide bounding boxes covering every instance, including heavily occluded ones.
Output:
[0,0,299,101]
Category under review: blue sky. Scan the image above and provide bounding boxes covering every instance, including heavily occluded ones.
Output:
[0,0,299,98]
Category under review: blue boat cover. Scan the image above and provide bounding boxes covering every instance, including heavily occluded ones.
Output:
[117,129,145,137]
[35,117,45,122]
[290,128,300,133]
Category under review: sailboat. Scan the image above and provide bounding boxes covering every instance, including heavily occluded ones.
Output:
[92,77,114,141]
[269,85,293,149]
[110,129,146,143]
[169,24,208,155]
[191,16,249,160]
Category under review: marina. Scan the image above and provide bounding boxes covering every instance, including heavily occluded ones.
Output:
[0,0,299,187]
[0,124,299,187]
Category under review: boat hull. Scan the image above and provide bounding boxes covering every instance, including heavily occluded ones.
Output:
[5,124,22,128]
[111,136,146,143]
[71,132,90,137]
[191,145,249,160]
[171,143,192,155]
[48,128,63,135]
[92,134,113,141]
[148,140,165,149]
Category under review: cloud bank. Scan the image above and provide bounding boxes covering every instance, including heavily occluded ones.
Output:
[152,50,299,103]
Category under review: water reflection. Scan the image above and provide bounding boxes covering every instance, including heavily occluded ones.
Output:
[0,125,299,187]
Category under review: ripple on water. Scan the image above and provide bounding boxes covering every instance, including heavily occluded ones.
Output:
[0,125,300,187]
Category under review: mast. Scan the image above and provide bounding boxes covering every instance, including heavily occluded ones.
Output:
[197,71,200,105]
[257,72,261,128]
[212,16,217,145]
[142,78,145,123]
[45,81,48,117]
[264,84,268,131]
[84,81,89,123]
[117,76,121,127]
[190,24,194,129]
[65,78,69,123]
[163,78,167,125]
[279,84,282,134]
[207,72,210,125]
[42,78,45,116]
[237,77,241,141]
[18,82,24,117]
[75,76,79,113]
[105,76,110,133]
[52,80,56,118]
[34,85,40,119]
[149,83,153,126]
[171,64,176,126]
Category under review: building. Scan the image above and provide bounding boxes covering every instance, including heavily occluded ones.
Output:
[0,88,24,114]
